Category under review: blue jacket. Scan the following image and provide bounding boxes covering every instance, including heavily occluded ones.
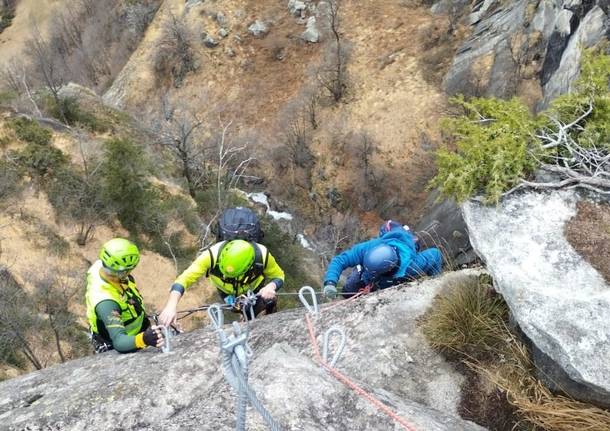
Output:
[324,230,418,288]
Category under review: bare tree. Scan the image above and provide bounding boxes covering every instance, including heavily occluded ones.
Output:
[46,130,112,245]
[0,267,43,370]
[153,13,197,88]
[1,58,43,116]
[285,115,314,169]
[302,85,320,130]
[356,131,378,183]
[26,25,66,121]
[317,212,365,266]
[214,121,258,209]
[157,95,205,198]
[33,274,84,363]
[0,58,22,94]
[317,0,348,102]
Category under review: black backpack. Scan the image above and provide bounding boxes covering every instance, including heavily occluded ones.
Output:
[216,207,263,242]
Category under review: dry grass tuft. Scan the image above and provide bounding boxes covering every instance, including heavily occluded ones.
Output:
[471,333,610,431]
[422,275,508,360]
[423,276,610,431]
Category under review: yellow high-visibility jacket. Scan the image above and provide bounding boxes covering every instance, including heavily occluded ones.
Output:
[173,241,284,296]
[85,260,146,337]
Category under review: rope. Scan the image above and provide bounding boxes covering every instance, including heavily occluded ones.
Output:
[176,304,233,320]
[320,285,371,312]
[208,305,284,431]
[232,354,283,430]
[304,310,418,431]
[275,291,324,296]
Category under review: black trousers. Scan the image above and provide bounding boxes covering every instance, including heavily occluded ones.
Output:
[341,267,368,298]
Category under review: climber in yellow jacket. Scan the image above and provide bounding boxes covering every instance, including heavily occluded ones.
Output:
[158,239,285,325]
[85,238,164,353]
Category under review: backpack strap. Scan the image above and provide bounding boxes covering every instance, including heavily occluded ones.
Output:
[243,242,267,280]
[206,241,227,277]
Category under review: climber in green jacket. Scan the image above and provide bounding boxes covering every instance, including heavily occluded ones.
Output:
[85,238,164,353]
[158,239,285,326]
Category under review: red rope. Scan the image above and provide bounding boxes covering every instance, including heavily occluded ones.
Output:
[321,285,371,312]
[304,313,418,431]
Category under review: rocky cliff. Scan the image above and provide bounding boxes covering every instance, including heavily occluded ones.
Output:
[442,0,608,107]
[0,270,485,431]
[463,190,610,409]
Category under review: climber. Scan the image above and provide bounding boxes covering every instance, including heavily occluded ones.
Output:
[158,239,285,325]
[323,220,442,299]
[85,238,164,353]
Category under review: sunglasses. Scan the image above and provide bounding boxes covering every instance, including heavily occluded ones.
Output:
[102,265,132,279]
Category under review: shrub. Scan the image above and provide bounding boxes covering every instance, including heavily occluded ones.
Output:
[0,1,15,34]
[9,117,53,146]
[158,193,201,236]
[0,267,42,370]
[0,158,23,201]
[46,166,112,245]
[46,97,109,132]
[429,96,542,203]
[430,48,610,203]
[549,47,610,151]
[39,225,71,257]
[14,142,68,180]
[194,189,249,219]
[100,137,165,235]
[11,123,68,181]
[0,90,17,105]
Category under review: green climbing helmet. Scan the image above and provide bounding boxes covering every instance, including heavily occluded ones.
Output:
[99,238,140,273]
[218,240,255,279]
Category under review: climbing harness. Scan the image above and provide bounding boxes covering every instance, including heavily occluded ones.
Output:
[298,286,418,431]
[233,291,259,321]
[89,331,112,354]
[208,304,284,431]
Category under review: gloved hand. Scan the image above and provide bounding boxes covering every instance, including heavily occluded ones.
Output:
[143,326,164,348]
[323,284,337,299]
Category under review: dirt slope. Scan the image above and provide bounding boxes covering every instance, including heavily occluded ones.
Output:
[0,0,66,61]
[104,0,454,223]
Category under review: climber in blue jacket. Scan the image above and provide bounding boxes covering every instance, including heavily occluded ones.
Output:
[323,220,442,299]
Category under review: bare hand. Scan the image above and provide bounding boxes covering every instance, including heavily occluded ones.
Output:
[259,283,277,300]
[158,305,177,327]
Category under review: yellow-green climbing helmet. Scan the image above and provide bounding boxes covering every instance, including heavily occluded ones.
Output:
[99,238,140,272]
[218,240,255,278]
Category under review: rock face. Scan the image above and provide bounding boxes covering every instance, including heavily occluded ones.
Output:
[442,0,529,98]
[415,194,476,267]
[0,271,486,431]
[540,5,608,107]
[301,16,320,43]
[462,191,610,408]
[441,0,609,104]
[288,0,308,17]
[248,20,269,38]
